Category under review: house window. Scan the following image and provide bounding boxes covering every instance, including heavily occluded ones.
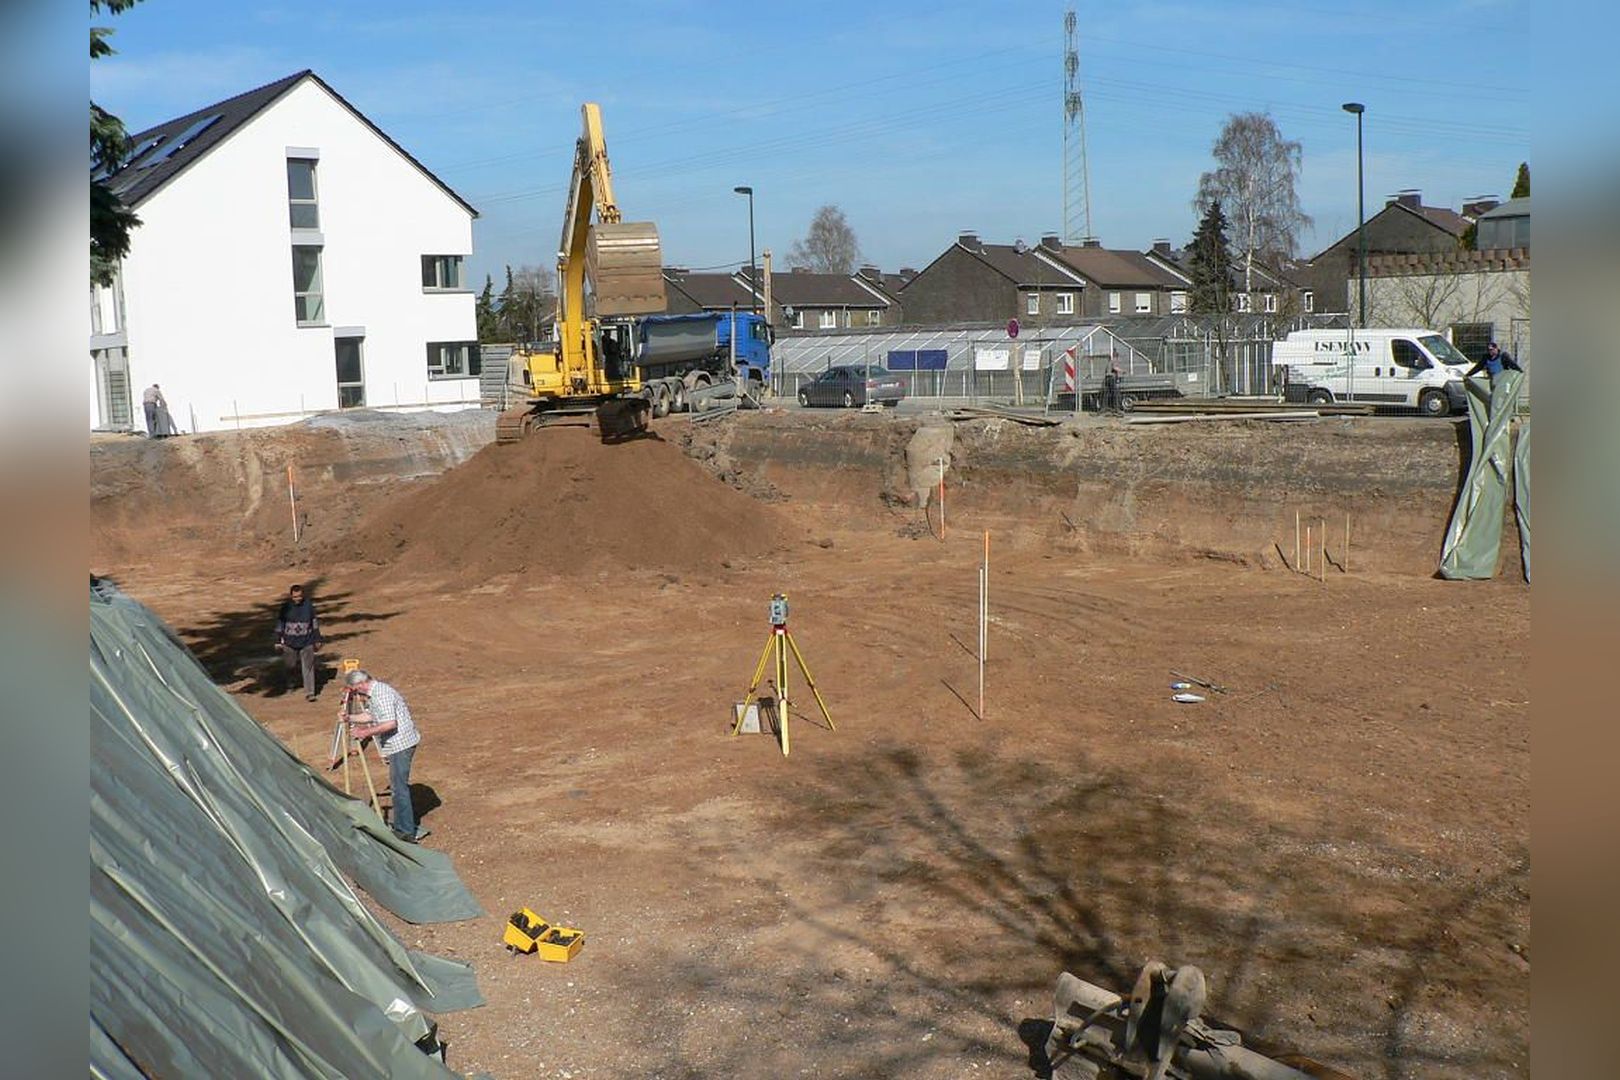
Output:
[1027,293,1040,316]
[819,310,837,330]
[1108,292,1121,314]
[1263,293,1278,313]
[1450,322,1494,364]
[1303,290,1314,313]
[1170,291,1188,314]
[1057,293,1075,315]
[287,159,319,230]
[421,255,465,290]
[335,337,365,408]
[1234,293,1253,313]
[867,309,882,326]
[1134,292,1152,313]
[292,246,325,325]
[426,341,482,379]
[791,309,805,330]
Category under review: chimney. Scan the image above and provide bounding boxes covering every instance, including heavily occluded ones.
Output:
[665,266,688,280]
[857,264,881,281]
[1039,233,1063,252]
[1387,189,1422,209]
[1151,238,1173,256]
[1463,195,1501,218]
[1081,237,1102,248]
[957,230,982,252]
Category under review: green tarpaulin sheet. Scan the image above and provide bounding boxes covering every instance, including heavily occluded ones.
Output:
[90,580,490,1079]
[1514,421,1530,582]
[1439,372,1524,580]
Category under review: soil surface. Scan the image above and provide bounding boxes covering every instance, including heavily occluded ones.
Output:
[92,409,1530,1079]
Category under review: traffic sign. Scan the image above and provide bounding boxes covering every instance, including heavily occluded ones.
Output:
[1006,318,1020,339]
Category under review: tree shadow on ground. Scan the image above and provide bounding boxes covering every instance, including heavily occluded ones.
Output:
[172,575,401,698]
[632,746,1528,1079]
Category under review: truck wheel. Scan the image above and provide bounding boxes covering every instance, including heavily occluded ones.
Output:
[651,385,670,418]
[668,379,686,413]
[1119,393,1138,412]
[797,390,809,407]
[1307,388,1333,405]
[1419,389,1447,417]
[843,391,855,408]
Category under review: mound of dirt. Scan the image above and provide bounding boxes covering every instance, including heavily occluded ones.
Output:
[327,425,790,579]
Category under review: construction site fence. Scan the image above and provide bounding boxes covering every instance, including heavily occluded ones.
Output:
[766,318,1346,402]
[480,315,1528,412]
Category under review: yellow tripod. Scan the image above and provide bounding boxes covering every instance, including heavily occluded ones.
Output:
[733,594,833,756]
[328,658,383,818]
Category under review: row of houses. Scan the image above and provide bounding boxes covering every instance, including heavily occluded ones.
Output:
[90,68,1529,435]
[663,193,1530,337]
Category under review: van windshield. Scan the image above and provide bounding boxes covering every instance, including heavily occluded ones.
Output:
[1421,335,1470,367]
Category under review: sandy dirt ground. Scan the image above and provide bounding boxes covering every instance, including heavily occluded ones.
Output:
[92,411,1529,1079]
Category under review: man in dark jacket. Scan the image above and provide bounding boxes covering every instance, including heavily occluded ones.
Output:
[274,583,323,700]
[1466,341,1523,382]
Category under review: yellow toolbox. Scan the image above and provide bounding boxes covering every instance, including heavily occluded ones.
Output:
[503,908,584,962]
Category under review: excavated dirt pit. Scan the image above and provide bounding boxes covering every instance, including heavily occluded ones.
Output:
[91,409,1529,1079]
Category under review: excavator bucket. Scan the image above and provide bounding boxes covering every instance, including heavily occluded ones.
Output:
[588,222,667,316]
[595,397,651,442]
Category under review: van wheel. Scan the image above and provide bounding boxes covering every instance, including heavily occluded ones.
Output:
[797,390,809,407]
[1419,389,1448,417]
[843,391,855,408]
[1307,389,1333,405]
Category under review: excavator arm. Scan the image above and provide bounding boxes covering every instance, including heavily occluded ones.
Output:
[500,103,666,443]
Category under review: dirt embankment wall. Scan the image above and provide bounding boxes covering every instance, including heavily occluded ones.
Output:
[91,412,494,567]
[93,408,1515,581]
[686,413,1500,577]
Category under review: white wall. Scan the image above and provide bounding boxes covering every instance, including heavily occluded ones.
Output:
[101,77,477,432]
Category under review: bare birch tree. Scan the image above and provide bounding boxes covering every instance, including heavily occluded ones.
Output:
[1194,113,1311,301]
[787,205,862,273]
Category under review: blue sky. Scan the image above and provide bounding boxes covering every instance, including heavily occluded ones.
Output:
[91,0,1531,288]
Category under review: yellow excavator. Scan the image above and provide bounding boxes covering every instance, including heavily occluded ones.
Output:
[497,103,667,443]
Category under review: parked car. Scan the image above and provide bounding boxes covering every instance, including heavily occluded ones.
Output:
[796,365,907,408]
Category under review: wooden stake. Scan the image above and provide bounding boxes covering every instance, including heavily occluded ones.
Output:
[1305,525,1312,574]
[939,457,947,540]
[1295,510,1301,574]
[1320,519,1327,583]
[1345,513,1351,574]
[979,530,989,720]
[287,464,300,543]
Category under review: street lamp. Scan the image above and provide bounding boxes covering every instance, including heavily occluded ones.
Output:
[1341,102,1366,327]
[733,186,758,314]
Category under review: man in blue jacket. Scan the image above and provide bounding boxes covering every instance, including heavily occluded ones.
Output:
[274,583,324,700]
[1466,341,1523,382]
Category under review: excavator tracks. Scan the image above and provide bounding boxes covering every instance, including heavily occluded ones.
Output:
[495,407,535,444]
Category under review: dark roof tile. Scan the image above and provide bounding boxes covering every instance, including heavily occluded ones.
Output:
[100,70,476,217]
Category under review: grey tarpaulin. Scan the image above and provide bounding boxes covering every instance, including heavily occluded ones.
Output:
[1514,421,1530,582]
[91,579,490,1079]
[1439,372,1524,580]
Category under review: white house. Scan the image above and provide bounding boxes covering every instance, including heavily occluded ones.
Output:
[90,70,481,433]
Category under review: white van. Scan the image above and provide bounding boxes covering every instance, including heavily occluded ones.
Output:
[1271,328,1472,417]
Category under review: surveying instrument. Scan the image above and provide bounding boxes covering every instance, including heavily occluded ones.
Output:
[328,658,384,818]
[733,593,833,756]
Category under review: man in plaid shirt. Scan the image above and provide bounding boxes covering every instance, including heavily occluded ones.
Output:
[344,669,429,843]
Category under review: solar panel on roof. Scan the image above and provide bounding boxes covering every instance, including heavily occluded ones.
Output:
[140,114,222,167]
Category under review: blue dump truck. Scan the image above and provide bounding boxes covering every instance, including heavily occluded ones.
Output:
[627,310,773,416]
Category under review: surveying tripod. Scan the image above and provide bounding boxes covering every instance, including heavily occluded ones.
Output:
[734,594,833,756]
[328,660,384,819]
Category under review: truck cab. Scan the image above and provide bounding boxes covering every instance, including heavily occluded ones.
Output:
[1272,328,1469,416]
